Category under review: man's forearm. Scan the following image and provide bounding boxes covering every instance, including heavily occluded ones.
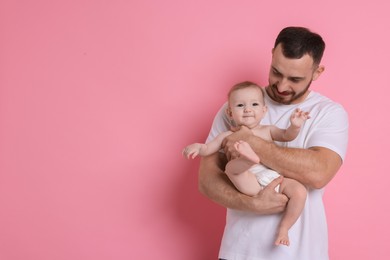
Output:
[198,153,251,210]
[198,152,287,214]
[247,135,342,189]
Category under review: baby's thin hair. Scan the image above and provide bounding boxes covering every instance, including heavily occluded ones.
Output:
[228,81,265,102]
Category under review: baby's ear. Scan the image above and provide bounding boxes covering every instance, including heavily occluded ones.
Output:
[263,105,268,113]
[225,107,233,118]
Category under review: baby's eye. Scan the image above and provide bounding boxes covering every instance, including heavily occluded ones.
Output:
[252,103,259,106]
[237,104,244,107]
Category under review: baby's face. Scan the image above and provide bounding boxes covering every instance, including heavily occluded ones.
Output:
[228,87,267,128]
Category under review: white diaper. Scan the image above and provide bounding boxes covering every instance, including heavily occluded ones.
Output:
[250,164,280,192]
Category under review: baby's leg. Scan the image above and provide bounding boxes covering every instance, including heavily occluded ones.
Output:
[225,141,261,196]
[225,141,260,174]
[275,178,307,246]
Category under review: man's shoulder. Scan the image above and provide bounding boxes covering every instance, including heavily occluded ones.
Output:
[306,92,346,113]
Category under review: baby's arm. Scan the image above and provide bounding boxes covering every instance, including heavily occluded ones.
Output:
[270,108,310,142]
[183,131,232,159]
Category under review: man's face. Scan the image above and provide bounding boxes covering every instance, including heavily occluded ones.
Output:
[266,44,324,105]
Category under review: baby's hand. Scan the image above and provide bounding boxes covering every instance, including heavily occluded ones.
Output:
[290,108,310,128]
[182,143,202,159]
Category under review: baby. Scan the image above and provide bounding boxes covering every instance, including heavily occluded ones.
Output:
[183,81,309,246]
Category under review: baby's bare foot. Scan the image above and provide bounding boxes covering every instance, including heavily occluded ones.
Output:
[234,140,260,164]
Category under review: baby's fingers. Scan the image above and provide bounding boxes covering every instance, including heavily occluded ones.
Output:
[182,148,193,159]
[190,151,199,159]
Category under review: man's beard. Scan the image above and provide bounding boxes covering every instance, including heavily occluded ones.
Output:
[267,81,312,105]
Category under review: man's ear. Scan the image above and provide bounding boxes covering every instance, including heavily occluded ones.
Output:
[313,65,325,81]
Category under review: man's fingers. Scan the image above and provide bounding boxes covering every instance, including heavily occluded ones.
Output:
[267,176,284,191]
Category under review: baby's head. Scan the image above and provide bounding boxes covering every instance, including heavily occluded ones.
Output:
[226,81,267,129]
[228,81,265,102]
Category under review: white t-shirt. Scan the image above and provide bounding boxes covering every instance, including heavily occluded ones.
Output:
[206,90,348,260]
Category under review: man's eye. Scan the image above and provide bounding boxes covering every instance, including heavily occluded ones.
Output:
[273,69,281,76]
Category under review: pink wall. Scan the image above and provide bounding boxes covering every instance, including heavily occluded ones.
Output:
[0,1,389,259]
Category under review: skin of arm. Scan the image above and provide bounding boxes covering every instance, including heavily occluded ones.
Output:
[183,131,232,159]
[222,126,342,189]
[270,108,310,142]
[198,152,288,214]
[269,124,301,143]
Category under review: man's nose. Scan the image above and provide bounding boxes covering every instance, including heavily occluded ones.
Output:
[277,78,289,92]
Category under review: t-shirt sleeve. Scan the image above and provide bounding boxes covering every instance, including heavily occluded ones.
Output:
[306,103,349,161]
[206,102,231,143]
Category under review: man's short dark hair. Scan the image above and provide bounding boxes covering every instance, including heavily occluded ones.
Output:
[274,27,325,65]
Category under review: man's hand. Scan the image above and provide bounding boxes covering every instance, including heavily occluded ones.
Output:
[199,153,288,214]
[251,176,288,214]
[222,126,253,160]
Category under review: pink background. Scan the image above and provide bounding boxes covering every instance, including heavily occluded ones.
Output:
[0,1,388,259]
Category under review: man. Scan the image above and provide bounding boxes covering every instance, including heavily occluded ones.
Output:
[199,27,349,259]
